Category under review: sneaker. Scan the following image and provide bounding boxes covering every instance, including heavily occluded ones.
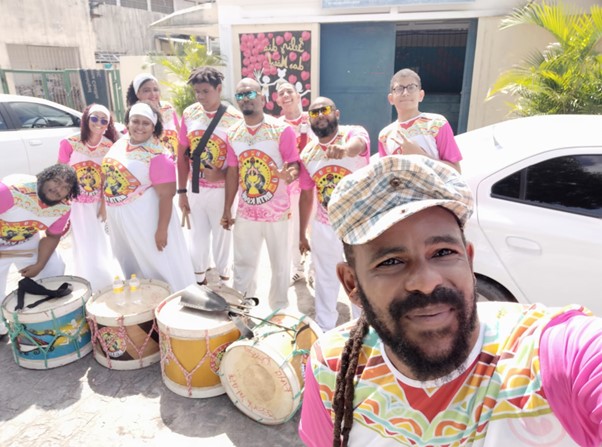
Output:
[290,271,305,286]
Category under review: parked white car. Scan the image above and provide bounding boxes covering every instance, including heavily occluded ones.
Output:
[458,114,602,315]
[0,94,82,179]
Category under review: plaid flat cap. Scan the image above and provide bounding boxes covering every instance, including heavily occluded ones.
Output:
[328,155,474,245]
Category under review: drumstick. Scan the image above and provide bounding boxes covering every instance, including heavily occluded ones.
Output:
[0,250,35,258]
[180,211,191,229]
[228,310,295,332]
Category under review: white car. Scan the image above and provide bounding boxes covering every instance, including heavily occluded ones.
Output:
[458,115,602,315]
[0,94,82,179]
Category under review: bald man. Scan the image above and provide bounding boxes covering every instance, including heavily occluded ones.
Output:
[298,96,370,331]
[222,78,301,310]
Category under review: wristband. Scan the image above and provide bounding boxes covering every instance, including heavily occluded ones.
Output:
[176,188,187,194]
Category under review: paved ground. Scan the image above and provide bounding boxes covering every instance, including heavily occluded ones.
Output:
[0,235,353,447]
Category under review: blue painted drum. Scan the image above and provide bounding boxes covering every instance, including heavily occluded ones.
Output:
[1,276,93,369]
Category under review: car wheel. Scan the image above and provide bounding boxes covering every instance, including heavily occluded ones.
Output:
[476,277,515,302]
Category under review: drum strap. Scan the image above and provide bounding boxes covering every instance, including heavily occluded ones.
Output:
[187,103,227,194]
[15,278,73,311]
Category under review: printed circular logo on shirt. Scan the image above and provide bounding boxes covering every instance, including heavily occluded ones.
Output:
[190,130,227,170]
[0,220,45,245]
[161,129,178,157]
[73,160,102,197]
[239,150,278,206]
[102,159,141,204]
[313,165,351,210]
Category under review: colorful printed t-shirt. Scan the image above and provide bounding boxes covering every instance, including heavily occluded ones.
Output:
[378,112,462,163]
[159,102,179,157]
[300,301,602,447]
[102,137,175,207]
[0,175,70,247]
[58,134,113,204]
[178,103,242,189]
[226,114,299,222]
[298,125,370,225]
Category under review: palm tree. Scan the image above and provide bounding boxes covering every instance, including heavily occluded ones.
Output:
[150,36,225,115]
[488,1,602,116]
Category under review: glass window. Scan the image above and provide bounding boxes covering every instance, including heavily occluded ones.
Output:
[491,154,602,218]
[0,110,7,131]
[7,102,78,129]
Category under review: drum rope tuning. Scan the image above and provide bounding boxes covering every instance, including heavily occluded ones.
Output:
[87,314,160,370]
[4,296,90,369]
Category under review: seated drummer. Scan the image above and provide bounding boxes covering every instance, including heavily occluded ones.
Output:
[0,164,80,336]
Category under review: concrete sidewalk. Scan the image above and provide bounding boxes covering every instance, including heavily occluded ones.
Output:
[0,236,353,447]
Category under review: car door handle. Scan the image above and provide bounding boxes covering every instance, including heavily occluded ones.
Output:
[506,236,541,253]
[28,140,43,146]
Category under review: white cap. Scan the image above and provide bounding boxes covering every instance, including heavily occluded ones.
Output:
[129,102,157,125]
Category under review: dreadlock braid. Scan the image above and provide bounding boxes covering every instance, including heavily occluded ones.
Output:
[332,314,370,447]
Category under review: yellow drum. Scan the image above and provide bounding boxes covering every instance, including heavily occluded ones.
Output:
[156,286,241,398]
[219,311,322,425]
[86,278,171,370]
[1,276,92,370]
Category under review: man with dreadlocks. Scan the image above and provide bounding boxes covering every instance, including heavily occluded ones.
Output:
[0,164,80,335]
[299,155,602,447]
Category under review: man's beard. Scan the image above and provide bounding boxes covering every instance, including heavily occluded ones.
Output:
[37,183,62,206]
[357,282,477,381]
[311,116,338,138]
[242,108,255,116]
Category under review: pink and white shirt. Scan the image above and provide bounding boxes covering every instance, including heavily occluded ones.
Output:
[102,137,175,207]
[378,112,462,163]
[179,102,242,189]
[0,175,70,247]
[159,102,179,157]
[58,134,113,204]
[299,125,370,225]
[226,114,299,222]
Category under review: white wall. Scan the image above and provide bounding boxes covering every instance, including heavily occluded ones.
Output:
[0,0,96,69]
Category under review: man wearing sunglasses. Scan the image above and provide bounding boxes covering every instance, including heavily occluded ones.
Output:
[298,97,370,331]
[222,77,300,311]
[378,68,462,172]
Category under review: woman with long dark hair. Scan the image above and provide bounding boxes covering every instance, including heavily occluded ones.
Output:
[58,103,121,290]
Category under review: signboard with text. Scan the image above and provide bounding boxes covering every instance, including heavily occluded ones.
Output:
[239,30,312,116]
[78,69,110,107]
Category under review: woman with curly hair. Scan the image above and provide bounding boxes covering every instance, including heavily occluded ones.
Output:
[102,102,194,292]
[58,103,121,291]
[126,73,180,158]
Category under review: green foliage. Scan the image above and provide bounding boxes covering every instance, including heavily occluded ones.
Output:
[149,36,225,115]
[488,1,602,116]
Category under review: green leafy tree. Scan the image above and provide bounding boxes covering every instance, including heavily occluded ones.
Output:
[488,1,602,116]
[150,36,225,115]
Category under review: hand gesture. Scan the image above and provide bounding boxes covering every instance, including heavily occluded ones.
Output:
[277,162,299,184]
[325,144,347,160]
[392,133,427,156]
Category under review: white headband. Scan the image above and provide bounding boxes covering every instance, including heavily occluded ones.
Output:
[129,102,157,125]
[133,73,158,94]
[88,104,110,118]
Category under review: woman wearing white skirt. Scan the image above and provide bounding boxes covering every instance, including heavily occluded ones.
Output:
[58,104,121,291]
[102,102,195,292]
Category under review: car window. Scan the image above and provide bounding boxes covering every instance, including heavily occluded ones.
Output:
[491,154,602,218]
[0,110,7,131]
[6,101,78,129]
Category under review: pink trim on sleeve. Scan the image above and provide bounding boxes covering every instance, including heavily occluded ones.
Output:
[279,126,301,164]
[540,311,602,447]
[298,357,335,447]
[57,139,74,164]
[47,211,71,236]
[178,116,189,147]
[347,126,371,159]
[434,122,462,163]
[149,154,176,185]
[226,141,238,167]
[0,182,14,213]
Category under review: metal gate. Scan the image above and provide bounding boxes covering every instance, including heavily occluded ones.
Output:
[0,68,125,122]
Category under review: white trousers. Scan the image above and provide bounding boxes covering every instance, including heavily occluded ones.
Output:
[187,185,233,281]
[233,218,291,310]
[289,186,302,273]
[0,237,65,302]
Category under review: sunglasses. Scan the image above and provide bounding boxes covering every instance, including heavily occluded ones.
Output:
[234,90,259,101]
[391,84,420,95]
[308,105,334,119]
[89,115,109,126]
